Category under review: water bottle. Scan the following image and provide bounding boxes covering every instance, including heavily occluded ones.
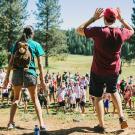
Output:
[34,125,40,135]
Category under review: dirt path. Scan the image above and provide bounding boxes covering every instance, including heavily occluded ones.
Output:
[0,107,135,135]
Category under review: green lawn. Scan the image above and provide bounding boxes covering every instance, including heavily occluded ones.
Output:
[41,54,135,78]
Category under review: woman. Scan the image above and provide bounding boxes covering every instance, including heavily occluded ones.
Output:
[3,26,46,130]
[76,8,134,133]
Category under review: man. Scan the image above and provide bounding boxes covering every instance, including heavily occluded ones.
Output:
[76,8,134,133]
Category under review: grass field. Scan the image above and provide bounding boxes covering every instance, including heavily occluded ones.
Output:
[42,54,135,78]
[1,54,135,135]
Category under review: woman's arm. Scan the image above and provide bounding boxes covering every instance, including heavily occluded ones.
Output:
[76,8,104,36]
[3,55,14,88]
[37,56,46,90]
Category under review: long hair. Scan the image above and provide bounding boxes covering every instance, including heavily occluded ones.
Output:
[19,25,34,42]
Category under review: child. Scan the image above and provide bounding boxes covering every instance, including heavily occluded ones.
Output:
[69,89,76,112]
[131,85,135,109]
[22,88,30,113]
[74,81,81,111]
[80,85,86,114]
[1,87,10,106]
[80,76,87,90]
[103,93,111,114]
[89,95,96,113]
[56,82,67,113]
[120,79,127,95]
[49,80,55,103]
[123,85,132,110]
[38,86,49,114]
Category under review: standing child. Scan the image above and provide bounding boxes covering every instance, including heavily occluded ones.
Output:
[103,93,111,114]
[131,85,135,109]
[89,95,96,113]
[123,85,132,110]
[80,85,86,114]
[74,81,81,111]
[69,89,76,112]
[49,81,55,103]
[56,82,67,113]
[22,88,30,113]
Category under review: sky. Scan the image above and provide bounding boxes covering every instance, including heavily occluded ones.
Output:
[25,0,134,30]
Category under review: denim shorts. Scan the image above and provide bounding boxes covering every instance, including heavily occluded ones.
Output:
[12,70,37,87]
[89,72,119,97]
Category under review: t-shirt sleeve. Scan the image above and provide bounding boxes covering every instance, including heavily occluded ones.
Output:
[121,28,133,42]
[35,43,45,57]
[84,27,101,38]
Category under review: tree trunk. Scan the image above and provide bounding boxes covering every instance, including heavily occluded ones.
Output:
[45,54,48,67]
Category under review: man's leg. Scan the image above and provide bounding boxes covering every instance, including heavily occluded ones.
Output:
[111,91,128,129]
[111,91,124,118]
[94,97,104,127]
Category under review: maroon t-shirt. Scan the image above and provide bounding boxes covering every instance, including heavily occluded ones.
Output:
[84,26,133,76]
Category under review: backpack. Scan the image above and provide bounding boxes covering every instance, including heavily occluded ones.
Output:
[12,42,31,70]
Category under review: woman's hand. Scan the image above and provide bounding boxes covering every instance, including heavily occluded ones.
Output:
[93,8,104,20]
[40,82,46,91]
[2,77,9,89]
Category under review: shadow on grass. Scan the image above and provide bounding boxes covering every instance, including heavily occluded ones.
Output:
[0,126,126,135]
[21,127,125,135]
[107,129,124,135]
[22,127,93,135]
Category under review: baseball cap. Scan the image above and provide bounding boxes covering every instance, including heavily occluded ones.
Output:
[104,8,118,23]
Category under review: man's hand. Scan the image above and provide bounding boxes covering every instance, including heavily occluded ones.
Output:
[116,8,123,21]
[93,8,104,21]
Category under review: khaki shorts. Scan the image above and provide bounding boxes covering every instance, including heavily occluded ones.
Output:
[12,70,37,87]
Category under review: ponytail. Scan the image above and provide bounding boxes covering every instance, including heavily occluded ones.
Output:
[18,25,34,43]
[19,33,27,42]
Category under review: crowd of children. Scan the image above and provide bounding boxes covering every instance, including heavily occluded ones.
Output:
[0,68,135,115]
[38,71,89,114]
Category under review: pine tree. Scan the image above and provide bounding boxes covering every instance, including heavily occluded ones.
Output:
[119,4,135,63]
[66,28,93,55]
[0,0,28,63]
[36,0,63,67]
[0,0,28,51]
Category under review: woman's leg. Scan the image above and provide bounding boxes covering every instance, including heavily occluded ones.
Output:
[28,86,45,127]
[9,86,22,124]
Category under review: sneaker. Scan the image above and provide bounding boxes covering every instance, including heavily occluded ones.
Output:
[119,117,128,129]
[7,122,15,130]
[93,125,105,133]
